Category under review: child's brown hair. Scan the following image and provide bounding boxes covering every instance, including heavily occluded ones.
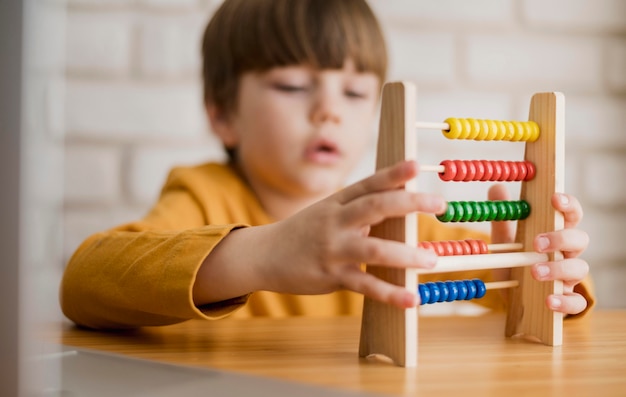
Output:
[201,0,388,116]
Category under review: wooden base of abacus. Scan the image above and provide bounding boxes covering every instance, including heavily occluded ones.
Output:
[358,82,565,367]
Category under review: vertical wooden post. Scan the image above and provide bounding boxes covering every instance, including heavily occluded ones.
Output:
[505,93,565,345]
[358,82,418,367]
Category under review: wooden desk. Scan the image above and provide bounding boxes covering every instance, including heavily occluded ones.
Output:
[53,311,626,396]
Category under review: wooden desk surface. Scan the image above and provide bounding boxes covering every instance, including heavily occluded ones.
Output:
[53,311,626,396]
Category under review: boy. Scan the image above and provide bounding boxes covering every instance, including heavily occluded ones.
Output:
[60,0,592,329]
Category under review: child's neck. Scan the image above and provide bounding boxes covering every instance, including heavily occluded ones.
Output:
[255,188,320,221]
[230,161,325,221]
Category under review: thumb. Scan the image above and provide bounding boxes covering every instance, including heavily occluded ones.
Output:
[488,184,515,244]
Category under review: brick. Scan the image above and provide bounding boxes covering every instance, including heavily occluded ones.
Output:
[68,0,130,8]
[65,79,207,141]
[22,208,63,266]
[137,14,205,78]
[127,143,226,204]
[21,135,65,204]
[606,39,626,92]
[566,96,626,147]
[136,0,200,9]
[64,145,122,203]
[592,263,626,308]
[523,0,626,32]
[579,208,626,262]
[24,2,66,72]
[63,206,147,263]
[465,35,604,91]
[582,153,626,208]
[386,30,456,86]
[370,0,514,25]
[45,78,66,140]
[66,10,132,76]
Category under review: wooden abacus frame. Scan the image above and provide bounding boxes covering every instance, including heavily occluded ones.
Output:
[358,81,565,367]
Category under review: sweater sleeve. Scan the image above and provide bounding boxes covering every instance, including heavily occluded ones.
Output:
[60,170,250,329]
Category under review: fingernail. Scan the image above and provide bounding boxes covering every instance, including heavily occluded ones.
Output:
[404,292,418,307]
[424,250,438,268]
[535,264,550,278]
[559,194,569,207]
[536,235,550,252]
[548,296,562,310]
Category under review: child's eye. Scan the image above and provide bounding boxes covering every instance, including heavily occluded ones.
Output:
[345,90,367,99]
[272,83,309,93]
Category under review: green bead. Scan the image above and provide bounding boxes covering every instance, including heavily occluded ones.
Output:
[437,203,455,222]
[519,200,531,219]
[495,201,507,221]
[470,202,483,222]
[460,202,473,222]
[437,200,532,223]
[486,201,498,221]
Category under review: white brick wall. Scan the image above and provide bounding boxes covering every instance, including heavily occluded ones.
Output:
[65,80,207,140]
[64,145,122,204]
[465,35,604,91]
[523,0,626,32]
[137,13,205,78]
[62,0,626,308]
[66,11,132,76]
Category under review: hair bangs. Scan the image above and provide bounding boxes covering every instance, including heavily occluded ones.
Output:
[202,0,387,112]
[234,0,387,80]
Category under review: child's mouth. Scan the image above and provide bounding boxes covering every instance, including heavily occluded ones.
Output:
[304,138,341,165]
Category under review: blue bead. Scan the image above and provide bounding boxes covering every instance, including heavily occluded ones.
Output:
[445,281,458,302]
[418,284,430,305]
[474,279,487,299]
[464,280,477,300]
[427,283,440,304]
[436,281,448,302]
[456,280,468,300]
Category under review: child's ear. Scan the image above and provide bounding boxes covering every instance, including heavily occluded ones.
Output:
[206,104,238,148]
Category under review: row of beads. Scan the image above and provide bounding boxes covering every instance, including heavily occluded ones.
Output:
[443,118,540,142]
[439,160,536,182]
[437,200,531,223]
[418,239,488,256]
[418,279,486,305]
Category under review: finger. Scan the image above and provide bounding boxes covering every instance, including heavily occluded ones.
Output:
[488,184,515,244]
[340,190,445,227]
[546,293,588,315]
[339,267,418,308]
[552,193,583,229]
[339,236,438,269]
[534,229,590,258]
[335,160,418,204]
[531,258,589,287]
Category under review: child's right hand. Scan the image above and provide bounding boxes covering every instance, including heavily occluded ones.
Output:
[251,160,444,308]
[194,161,445,308]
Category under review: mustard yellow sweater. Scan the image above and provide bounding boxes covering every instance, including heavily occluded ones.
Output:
[60,163,594,329]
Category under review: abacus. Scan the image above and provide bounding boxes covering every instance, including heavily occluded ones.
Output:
[358,82,565,367]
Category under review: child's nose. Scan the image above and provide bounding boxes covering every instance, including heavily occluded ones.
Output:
[310,91,341,125]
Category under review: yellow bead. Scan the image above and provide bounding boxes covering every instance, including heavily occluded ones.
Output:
[467,118,481,140]
[485,119,498,140]
[460,118,472,139]
[512,122,524,141]
[503,121,515,141]
[529,121,540,142]
[478,119,490,140]
[493,120,506,140]
[443,117,462,139]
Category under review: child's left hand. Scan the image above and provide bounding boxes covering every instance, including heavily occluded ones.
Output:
[489,185,590,315]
